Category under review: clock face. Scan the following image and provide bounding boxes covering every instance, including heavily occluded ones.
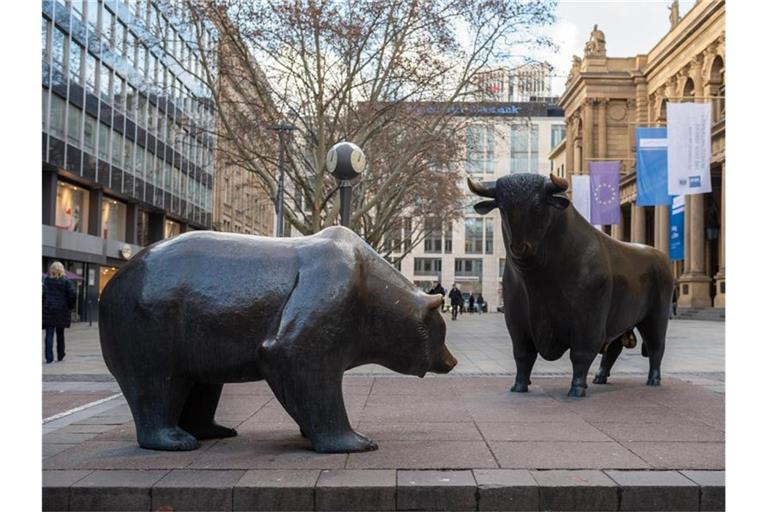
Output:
[326,147,338,173]
[350,148,366,173]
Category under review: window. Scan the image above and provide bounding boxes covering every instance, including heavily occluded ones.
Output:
[530,125,539,173]
[455,258,482,278]
[135,144,145,177]
[83,114,96,154]
[126,84,137,115]
[126,31,135,64]
[42,18,49,62]
[100,63,112,102]
[423,218,442,253]
[98,122,110,160]
[113,74,124,111]
[123,139,134,171]
[466,125,495,174]
[49,94,66,139]
[485,217,494,254]
[102,5,113,44]
[69,42,82,83]
[138,45,147,75]
[164,219,181,239]
[72,0,85,22]
[86,54,97,93]
[52,27,66,73]
[67,103,82,145]
[510,124,529,173]
[464,218,483,254]
[115,22,125,55]
[42,90,48,131]
[499,258,505,277]
[86,0,99,31]
[111,131,122,166]
[101,198,127,240]
[414,258,442,276]
[55,182,88,233]
[550,124,566,149]
[444,222,452,253]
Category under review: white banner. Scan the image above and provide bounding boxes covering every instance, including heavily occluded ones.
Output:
[667,102,712,195]
[571,175,591,221]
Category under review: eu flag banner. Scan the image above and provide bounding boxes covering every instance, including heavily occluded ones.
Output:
[571,175,591,221]
[636,127,672,206]
[589,161,621,225]
[667,102,712,195]
[669,195,685,261]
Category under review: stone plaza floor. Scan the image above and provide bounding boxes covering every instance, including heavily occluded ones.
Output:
[42,314,725,511]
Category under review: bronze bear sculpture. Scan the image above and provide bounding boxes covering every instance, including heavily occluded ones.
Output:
[468,173,674,397]
[99,226,456,453]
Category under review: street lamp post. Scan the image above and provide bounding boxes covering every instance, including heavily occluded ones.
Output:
[269,123,297,237]
[326,141,366,228]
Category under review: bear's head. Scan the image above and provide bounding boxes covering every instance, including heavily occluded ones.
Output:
[365,292,457,377]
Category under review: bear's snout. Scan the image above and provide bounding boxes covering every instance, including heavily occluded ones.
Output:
[430,344,458,374]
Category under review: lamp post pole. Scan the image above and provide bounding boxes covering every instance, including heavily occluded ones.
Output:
[269,123,297,237]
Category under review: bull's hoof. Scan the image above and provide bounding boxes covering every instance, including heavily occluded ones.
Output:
[510,381,529,393]
[185,422,237,440]
[138,427,201,451]
[646,370,662,386]
[311,431,378,453]
[567,385,587,397]
[593,374,609,384]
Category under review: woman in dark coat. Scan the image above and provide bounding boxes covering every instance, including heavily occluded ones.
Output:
[43,261,76,363]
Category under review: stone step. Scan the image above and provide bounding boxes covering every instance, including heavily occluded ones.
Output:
[43,468,724,511]
[675,308,725,322]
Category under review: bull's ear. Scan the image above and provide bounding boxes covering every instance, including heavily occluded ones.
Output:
[546,193,570,210]
[474,200,498,215]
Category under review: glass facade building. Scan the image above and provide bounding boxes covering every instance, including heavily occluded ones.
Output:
[42,0,217,321]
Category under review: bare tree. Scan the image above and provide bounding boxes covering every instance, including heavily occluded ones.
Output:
[152,0,556,254]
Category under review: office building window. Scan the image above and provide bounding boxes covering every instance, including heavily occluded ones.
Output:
[100,63,112,102]
[423,218,442,253]
[98,122,110,160]
[52,27,66,74]
[485,217,494,254]
[414,258,442,276]
[466,125,494,174]
[86,54,97,93]
[464,218,483,254]
[115,22,125,55]
[444,222,453,253]
[455,258,482,278]
[164,219,181,239]
[67,103,82,145]
[137,210,150,246]
[49,94,66,139]
[72,0,85,22]
[510,124,529,173]
[55,182,88,233]
[530,125,539,173]
[102,5,113,45]
[83,114,97,154]
[111,131,122,166]
[86,0,99,31]
[42,89,48,131]
[123,139,134,171]
[499,258,505,277]
[42,18,49,61]
[113,74,124,111]
[101,198,127,240]
[126,84,137,116]
[550,124,566,149]
[69,42,82,83]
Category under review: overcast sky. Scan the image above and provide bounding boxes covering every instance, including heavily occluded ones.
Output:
[530,1,697,95]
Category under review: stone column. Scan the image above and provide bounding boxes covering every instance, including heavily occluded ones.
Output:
[630,201,645,244]
[611,220,623,241]
[565,117,574,174]
[582,99,594,172]
[714,163,726,307]
[678,193,710,308]
[597,99,608,157]
[655,205,670,255]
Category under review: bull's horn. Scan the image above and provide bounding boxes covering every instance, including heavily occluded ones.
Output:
[549,173,569,192]
[467,177,496,198]
[424,294,444,310]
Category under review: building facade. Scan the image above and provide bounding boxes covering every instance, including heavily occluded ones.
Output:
[557,0,725,311]
[42,0,216,321]
[396,102,565,311]
[473,62,555,103]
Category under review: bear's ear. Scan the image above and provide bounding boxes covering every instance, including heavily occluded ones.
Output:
[474,199,498,215]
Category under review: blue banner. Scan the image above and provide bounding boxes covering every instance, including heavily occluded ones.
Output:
[636,127,673,206]
[669,196,684,261]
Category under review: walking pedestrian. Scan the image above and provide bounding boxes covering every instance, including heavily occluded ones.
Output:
[43,261,76,363]
[670,286,678,319]
[468,294,475,314]
[477,293,485,314]
[428,281,446,297]
[448,284,463,321]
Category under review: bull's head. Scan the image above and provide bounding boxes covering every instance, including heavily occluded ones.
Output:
[468,173,570,261]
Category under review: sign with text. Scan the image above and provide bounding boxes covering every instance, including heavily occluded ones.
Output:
[667,102,712,195]
[669,195,685,261]
[636,127,673,205]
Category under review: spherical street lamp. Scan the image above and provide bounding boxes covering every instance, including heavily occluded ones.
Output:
[326,142,366,227]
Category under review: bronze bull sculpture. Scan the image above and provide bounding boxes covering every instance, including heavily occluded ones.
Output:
[469,173,674,397]
[99,226,456,453]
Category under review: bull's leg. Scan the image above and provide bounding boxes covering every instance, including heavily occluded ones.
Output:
[179,383,237,440]
[568,349,597,397]
[510,336,537,393]
[124,376,200,451]
[260,357,376,453]
[593,337,624,384]
[637,312,669,386]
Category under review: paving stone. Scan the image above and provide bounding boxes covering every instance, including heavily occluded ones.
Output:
[477,420,613,442]
[490,441,649,469]
[681,470,725,511]
[234,469,319,511]
[532,470,619,511]
[151,469,245,511]
[627,442,725,469]
[474,469,538,511]
[42,470,92,511]
[189,436,346,469]
[605,470,698,511]
[590,420,724,442]
[355,421,483,441]
[43,440,212,470]
[397,470,476,511]
[70,469,169,511]
[43,443,76,459]
[315,469,396,511]
[346,440,497,469]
